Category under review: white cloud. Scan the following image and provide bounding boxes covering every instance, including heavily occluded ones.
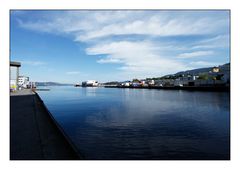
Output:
[16,11,229,80]
[66,71,80,75]
[191,35,229,49]
[75,14,227,42]
[22,61,46,66]
[97,57,123,64]
[190,61,221,67]
[17,11,229,42]
[87,41,190,78]
[177,51,214,59]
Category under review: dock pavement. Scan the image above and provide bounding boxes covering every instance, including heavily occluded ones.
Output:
[10,89,80,160]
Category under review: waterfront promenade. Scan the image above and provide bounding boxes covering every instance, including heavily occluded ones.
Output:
[10,89,80,160]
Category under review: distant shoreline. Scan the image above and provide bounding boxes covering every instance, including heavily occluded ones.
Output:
[104,85,230,92]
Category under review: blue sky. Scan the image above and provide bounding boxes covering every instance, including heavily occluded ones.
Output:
[10,10,230,83]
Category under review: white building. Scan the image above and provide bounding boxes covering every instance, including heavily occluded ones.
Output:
[148,79,155,85]
[18,76,30,89]
[10,61,21,91]
[82,80,99,87]
[121,81,131,87]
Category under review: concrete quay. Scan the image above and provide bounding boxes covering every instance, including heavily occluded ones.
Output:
[10,89,81,160]
[104,85,230,92]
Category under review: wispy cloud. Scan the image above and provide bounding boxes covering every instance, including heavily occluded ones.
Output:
[65,71,90,78]
[97,57,123,64]
[190,61,221,67]
[66,71,81,75]
[76,17,226,42]
[21,61,46,66]
[87,41,189,77]
[15,11,229,79]
[177,51,214,59]
[17,11,228,41]
[191,35,229,49]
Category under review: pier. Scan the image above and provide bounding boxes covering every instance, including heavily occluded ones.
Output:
[10,89,81,160]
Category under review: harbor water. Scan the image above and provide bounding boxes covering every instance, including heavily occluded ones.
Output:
[37,86,230,160]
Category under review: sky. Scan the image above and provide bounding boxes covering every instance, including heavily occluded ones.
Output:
[10,10,230,83]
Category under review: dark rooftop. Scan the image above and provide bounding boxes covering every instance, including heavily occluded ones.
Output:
[10,61,21,67]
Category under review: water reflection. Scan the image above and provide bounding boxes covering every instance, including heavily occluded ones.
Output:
[38,87,230,160]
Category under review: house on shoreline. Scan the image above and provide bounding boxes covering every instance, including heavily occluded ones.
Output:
[10,61,21,91]
[106,63,230,88]
[10,61,36,91]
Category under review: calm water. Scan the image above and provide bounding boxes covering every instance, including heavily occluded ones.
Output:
[38,86,230,160]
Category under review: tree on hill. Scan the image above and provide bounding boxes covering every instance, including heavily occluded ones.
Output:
[197,73,209,80]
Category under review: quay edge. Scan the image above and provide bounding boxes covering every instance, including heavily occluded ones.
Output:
[10,89,82,160]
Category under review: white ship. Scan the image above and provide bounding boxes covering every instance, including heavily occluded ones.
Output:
[82,80,99,87]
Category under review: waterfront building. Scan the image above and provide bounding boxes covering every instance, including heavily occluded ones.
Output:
[131,79,141,87]
[181,75,197,81]
[121,81,131,87]
[212,66,220,73]
[132,82,141,87]
[82,80,99,87]
[10,61,21,91]
[155,79,175,87]
[18,76,29,89]
[139,79,148,87]
[147,79,155,85]
[173,79,184,87]
[140,79,146,84]
[27,82,36,89]
[219,63,230,84]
